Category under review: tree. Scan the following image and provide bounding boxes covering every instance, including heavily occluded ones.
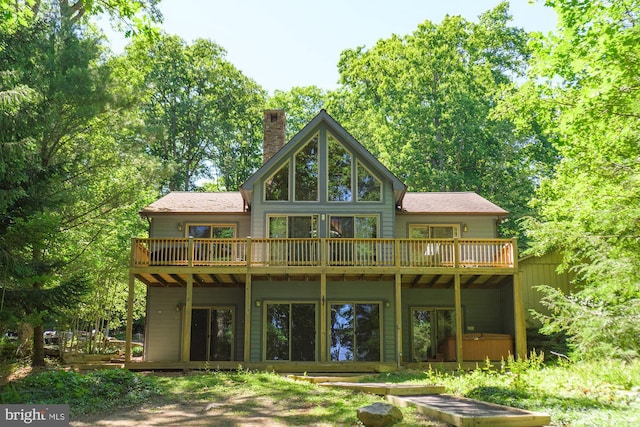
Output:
[327,3,538,239]
[515,0,640,359]
[267,86,327,139]
[0,0,161,35]
[0,9,158,365]
[121,33,267,191]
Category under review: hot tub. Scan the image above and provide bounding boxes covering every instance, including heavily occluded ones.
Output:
[441,333,514,361]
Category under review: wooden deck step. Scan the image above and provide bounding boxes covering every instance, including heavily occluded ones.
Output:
[387,394,551,427]
[319,381,445,396]
[287,374,369,384]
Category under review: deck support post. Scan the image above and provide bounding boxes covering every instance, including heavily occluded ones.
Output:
[244,273,252,362]
[320,238,327,362]
[181,274,193,362]
[395,272,402,368]
[454,273,464,363]
[512,240,526,359]
[320,273,327,362]
[125,273,135,363]
[244,238,253,363]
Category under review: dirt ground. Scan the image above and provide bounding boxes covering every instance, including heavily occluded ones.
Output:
[70,400,314,427]
[69,397,449,426]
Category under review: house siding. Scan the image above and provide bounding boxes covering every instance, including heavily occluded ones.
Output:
[146,287,245,362]
[149,214,251,239]
[519,252,575,327]
[395,214,498,238]
[400,284,513,361]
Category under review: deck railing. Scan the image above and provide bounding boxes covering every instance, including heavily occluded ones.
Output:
[132,238,514,269]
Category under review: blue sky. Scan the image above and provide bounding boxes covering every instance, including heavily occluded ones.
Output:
[106,0,557,94]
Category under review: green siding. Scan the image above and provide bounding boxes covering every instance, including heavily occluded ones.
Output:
[400,286,512,361]
[150,214,251,239]
[519,252,576,326]
[146,287,245,362]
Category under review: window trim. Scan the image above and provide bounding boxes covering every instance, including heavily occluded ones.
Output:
[262,300,319,362]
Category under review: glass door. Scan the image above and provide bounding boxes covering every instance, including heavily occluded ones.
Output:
[411,307,456,362]
[189,307,234,361]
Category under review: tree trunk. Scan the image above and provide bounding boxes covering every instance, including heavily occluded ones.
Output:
[32,324,45,366]
[17,322,33,358]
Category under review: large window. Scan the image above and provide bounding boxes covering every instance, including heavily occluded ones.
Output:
[187,224,237,263]
[294,135,318,201]
[357,162,381,202]
[411,307,456,362]
[265,303,316,361]
[265,161,289,201]
[327,135,352,202]
[330,303,381,361]
[187,224,236,238]
[409,224,459,239]
[268,215,318,264]
[268,215,318,238]
[329,215,378,239]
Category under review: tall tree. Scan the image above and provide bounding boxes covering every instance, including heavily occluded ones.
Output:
[513,0,640,359]
[267,86,327,139]
[0,8,158,365]
[328,3,536,238]
[121,33,267,192]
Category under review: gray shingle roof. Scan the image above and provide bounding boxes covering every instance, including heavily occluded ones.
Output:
[139,192,246,215]
[400,192,507,215]
[140,191,506,216]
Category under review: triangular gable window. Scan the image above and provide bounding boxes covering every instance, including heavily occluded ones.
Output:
[265,160,289,201]
[356,161,382,202]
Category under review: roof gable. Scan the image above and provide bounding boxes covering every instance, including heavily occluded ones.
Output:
[240,109,406,205]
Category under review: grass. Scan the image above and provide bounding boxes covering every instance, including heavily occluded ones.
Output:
[0,356,638,426]
[0,365,438,426]
[363,355,640,427]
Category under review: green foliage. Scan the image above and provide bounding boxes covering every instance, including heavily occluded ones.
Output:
[512,0,640,360]
[366,359,640,426]
[0,369,160,415]
[327,2,538,241]
[119,32,267,192]
[0,9,159,365]
[266,86,327,138]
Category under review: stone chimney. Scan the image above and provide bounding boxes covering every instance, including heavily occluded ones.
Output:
[263,109,286,164]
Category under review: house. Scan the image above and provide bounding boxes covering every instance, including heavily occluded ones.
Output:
[125,109,526,371]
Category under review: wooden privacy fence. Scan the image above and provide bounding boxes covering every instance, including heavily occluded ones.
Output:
[132,238,514,269]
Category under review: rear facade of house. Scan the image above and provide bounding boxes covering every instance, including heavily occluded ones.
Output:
[126,110,526,371]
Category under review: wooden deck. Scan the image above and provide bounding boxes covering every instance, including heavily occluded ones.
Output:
[130,237,516,288]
